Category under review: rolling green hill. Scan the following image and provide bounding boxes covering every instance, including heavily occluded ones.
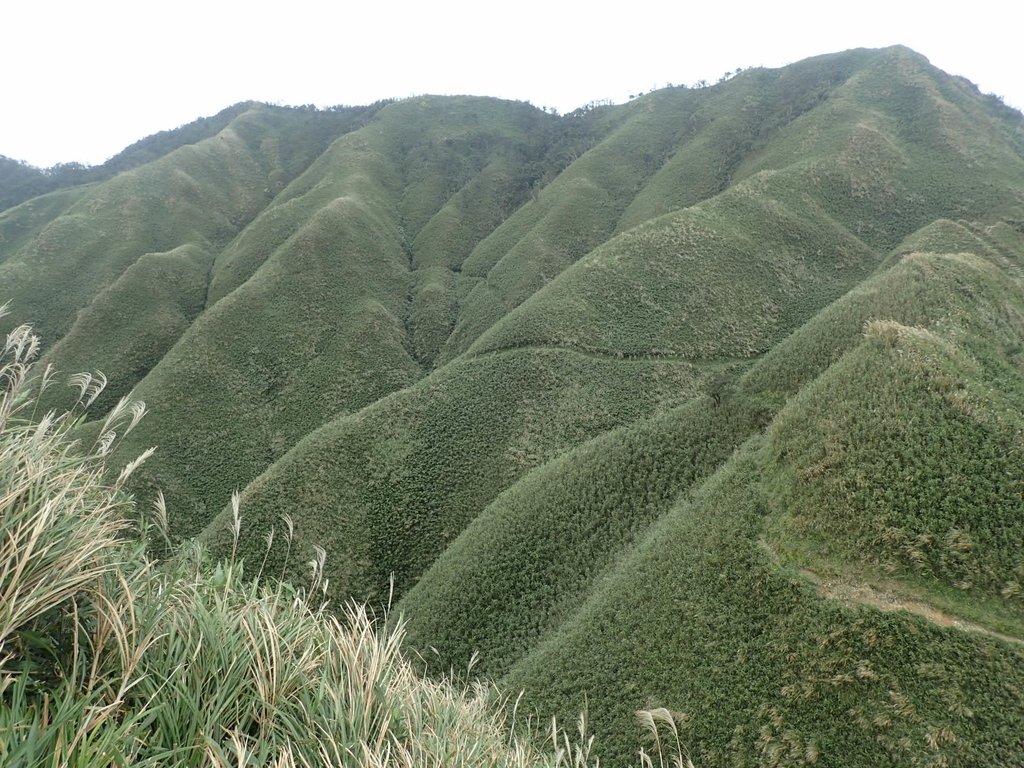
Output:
[3,45,1023,766]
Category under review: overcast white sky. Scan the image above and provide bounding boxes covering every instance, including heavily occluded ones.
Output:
[3,0,1022,168]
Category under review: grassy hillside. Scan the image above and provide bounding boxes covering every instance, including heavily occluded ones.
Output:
[742,223,1024,398]
[762,290,1024,633]
[397,394,766,678]
[0,102,379,214]
[484,238,1024,764]
[614,48,875,230]
[468,181,877,360]
[467,50,1024,367]
[439,94,682,359]
[109,97,574,542]
[37,244,213,414]
[197,347,701,600]
[6,45,1024,766]
[0,108,308,345]
[0,328,598,768]
[0,185,88,263]
[504,441,1024,767]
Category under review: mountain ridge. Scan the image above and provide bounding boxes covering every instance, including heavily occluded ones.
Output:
[3,45,1024,765]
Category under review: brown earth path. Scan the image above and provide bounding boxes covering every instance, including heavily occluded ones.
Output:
[799,567,1024,647]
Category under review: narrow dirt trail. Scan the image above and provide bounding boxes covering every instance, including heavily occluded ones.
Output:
[800,568,1024,647]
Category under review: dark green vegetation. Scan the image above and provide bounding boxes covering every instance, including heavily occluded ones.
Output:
[0,328,590,767]
[0,102,384,212]
[3,46,1023,766]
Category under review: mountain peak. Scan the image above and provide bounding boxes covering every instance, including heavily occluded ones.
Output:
[3,47,1023,765]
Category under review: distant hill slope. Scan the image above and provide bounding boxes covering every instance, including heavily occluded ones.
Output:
[0,102,382,212]
[4,45,1024,766]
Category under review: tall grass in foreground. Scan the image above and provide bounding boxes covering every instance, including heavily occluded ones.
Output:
[0,310,688,766]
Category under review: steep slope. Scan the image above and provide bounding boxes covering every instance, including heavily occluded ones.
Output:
[613,47,877,230]
[469,48,1024,364]
[441,50,876,361]
[189,49,1024,624]
[439,91,694,359]
[761,273,1024,631]
[469,182,877,360]
[0,102,378,213]
[0,128,263,344]
[201,41,1024,608]
[110,97,568,542]
[197,347,702,600]
[389,231,1024,765]
[5,46,1024,767]
[38,244,213,412]
[0,105,366,387]
[504,441,1024,767]
[0,186,88,264]
[457,235,1024,765]
[399,222,1024,672]
[397,394,767,678]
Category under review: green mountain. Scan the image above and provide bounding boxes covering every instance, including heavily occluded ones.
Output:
[3,46,1023,766]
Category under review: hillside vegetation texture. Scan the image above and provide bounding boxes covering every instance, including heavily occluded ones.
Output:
[0,318,639,766]
[2,46,1023,766]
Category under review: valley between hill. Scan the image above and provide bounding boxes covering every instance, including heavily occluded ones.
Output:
[3,45,1023,765]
